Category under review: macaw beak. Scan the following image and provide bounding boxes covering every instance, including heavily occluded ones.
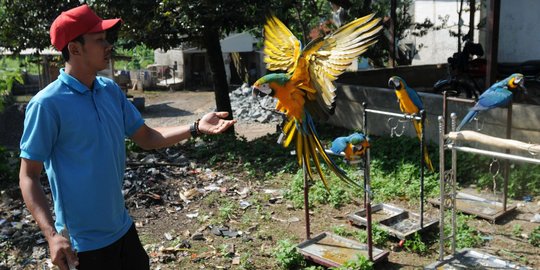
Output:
[251,86,259,97]
[251,86,265,97]
[388,78,399,89]
[252,85,273,97]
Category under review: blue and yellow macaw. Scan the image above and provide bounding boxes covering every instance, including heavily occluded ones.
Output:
[252,14,382,189]
[456,73,526,131]
[388,76,434,171]
[331,133,370,161]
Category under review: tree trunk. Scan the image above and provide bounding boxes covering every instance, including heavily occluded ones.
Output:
[202,27,235,133]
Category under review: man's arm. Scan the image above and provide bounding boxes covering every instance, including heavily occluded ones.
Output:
[131,111,236,150]
[19,158,78,270]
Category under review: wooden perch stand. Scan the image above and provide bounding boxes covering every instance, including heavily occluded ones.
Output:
[446,130,540,154]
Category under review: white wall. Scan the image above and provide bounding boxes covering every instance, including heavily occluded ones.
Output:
[412,0,480,65]
[498,0,540,62]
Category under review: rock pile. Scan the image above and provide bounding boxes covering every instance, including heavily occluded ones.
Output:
[229,84,283,123]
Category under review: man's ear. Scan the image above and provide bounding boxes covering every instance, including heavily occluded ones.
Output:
[68,42,81,56]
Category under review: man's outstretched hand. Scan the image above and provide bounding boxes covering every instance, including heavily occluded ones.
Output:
[198,112,237,135]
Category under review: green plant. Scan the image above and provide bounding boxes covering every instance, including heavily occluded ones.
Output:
[239,252,256,270]
[303,266,325,270]
[444,212,484,249]
[332,225,354,238]
[352,225,388,248]
[218,200,237,222]
[529,226,540,247]
[273,239,306,269]
[0,147,19,187]
[332,254,373,270]
[404,232,428,255]
[0,68,23,112]
[512,224,523,238]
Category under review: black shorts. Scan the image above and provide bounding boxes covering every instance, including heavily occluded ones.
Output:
[77,223,149,270]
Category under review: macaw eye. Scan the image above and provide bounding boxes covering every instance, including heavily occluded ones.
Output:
[514,77,522,84]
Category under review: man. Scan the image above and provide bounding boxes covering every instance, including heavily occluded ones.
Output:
[18,4,236,270]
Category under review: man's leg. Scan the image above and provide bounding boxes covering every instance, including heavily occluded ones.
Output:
[77,241,122,270]
[120,224,150,270]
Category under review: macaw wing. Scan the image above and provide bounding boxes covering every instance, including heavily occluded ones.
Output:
[263,16,302,73]
[474,88,512,111]
[331,136,349,154]
[405,86,424,111]
[303,13,382,120]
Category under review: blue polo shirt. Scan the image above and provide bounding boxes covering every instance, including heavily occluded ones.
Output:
[20,69,144,252]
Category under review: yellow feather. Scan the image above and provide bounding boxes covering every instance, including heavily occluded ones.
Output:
[306,133,329,190]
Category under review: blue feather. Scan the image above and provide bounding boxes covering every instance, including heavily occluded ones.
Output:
[456,74,518,131]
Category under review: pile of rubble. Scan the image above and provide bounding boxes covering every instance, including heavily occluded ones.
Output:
[229,84,283,123]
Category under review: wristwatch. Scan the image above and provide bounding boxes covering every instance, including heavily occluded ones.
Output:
[190,119,200,137]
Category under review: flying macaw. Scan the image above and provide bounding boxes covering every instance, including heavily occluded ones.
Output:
[252,14,382,189]
[331,133,370,161]
[388,76,434,171]
[456,73,526,131]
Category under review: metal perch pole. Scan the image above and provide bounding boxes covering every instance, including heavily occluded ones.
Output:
[362,102,373,261]
[303,162,311,239]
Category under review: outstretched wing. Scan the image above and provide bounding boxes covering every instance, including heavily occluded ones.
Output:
[263,16,302,73]
[303,14,382,119]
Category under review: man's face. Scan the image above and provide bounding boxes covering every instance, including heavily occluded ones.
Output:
[79,31,113,71]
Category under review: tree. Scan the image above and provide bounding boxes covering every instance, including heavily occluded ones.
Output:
[0,1,81,53]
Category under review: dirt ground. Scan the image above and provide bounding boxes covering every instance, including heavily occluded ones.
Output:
[2,89,540,269]
[139,89,278,141]
[134,89,540,269]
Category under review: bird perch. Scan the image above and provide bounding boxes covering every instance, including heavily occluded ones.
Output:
[446,130,540,155]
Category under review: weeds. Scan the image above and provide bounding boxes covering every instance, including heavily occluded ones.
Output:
[404,232,428,255]
[444,212,484,249]
[273,239,306,269]
[529,226,540,247]
[0,147,19,188]
[332,254,373,270]
[512,224,523,238]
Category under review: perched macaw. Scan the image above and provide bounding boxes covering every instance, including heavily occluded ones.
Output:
[456,73,526,131]
[388,76,434,171]
[331,133,370,161]
[252,14,382,189]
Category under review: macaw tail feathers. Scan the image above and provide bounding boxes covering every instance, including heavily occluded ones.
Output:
[412,120,434,172]
[423,146,434,171]
[283,114,361,190]
[456,110,478,131]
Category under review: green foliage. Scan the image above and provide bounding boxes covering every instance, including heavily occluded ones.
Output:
[444,212,484,249]
[529,226,540,247]
[0,147,19,187]
[404,232,428,255]
[0,68,24,112]
[303,266,325,270]
[273,239,306,269]
[115,45,154,70]
[459,154,540,199]
[125,138,143,153]
[332,254,373,270]
[352,224,388,248]
[284,167,357,209]
[218,200,237,222]
[512,224,523,238]
[183,133,296,180]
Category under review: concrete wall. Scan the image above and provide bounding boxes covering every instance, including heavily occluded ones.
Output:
[337,64,448,91]
[412,0,479,65]
[498,0,540,62]
[329,84,540,148]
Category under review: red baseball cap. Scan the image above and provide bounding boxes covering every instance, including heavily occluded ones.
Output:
[50,4,122,51]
